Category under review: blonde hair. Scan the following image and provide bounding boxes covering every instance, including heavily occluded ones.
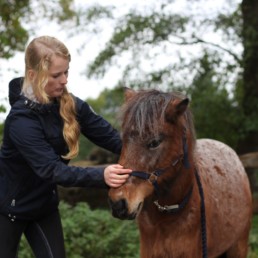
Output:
[22,36,80,160]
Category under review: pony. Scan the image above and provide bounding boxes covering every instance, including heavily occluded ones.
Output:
[108,88,253,258]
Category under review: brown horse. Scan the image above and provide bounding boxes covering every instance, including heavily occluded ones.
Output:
[108,89,253,258]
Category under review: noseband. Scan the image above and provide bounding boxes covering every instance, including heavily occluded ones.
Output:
[130,154,184,193]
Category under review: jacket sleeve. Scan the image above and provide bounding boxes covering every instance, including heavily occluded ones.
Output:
[75,97,122,155]
[8,113,108,188]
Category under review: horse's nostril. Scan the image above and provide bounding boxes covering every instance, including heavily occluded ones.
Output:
[108,198,130,220]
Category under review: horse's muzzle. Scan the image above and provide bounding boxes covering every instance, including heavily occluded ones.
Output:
[108,198,137,220]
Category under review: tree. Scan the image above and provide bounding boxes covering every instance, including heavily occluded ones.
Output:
[239,0,258,154]
[0,0,76,60]
[78,0,258,193]
[78,0,258,155]
[0,0,29,59]
[187,52,243,149]
[2,0,258,156]
[87,86,124,128]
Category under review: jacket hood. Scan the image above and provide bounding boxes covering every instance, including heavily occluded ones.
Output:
[9,77,23,106]
[8,77,65,114]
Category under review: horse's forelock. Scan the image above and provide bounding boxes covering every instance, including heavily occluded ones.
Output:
[120,90,194,140]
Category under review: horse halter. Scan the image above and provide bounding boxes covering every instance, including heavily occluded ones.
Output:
[130,129,191,212]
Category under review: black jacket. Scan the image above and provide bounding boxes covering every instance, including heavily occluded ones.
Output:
[0,78,122,221]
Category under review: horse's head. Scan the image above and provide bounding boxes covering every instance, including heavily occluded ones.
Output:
[108,88,195,220]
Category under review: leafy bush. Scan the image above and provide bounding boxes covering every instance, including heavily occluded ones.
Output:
[61,202,139,258]
[19,201,139,258]
[249,214,258,258]
[17,203,258,258]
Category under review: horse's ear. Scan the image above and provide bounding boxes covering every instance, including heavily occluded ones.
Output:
[165,98,189,123]
[124,87,136,102]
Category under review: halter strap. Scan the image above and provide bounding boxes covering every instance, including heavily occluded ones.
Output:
[153,185,193,213]
[130,157,182,192]
[183,128,190,169]
[130,131,189,191]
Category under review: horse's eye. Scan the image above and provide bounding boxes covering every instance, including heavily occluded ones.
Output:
[147,139,162,149]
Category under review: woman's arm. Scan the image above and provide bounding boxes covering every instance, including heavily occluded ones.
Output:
[75,96,122,154]
[7,114,130,188]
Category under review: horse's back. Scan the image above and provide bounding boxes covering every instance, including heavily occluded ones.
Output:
[195,138,248,181]
[195,139,252,256]
[195,138,251,197]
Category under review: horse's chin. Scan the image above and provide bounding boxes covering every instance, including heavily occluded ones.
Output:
[112,211,136,220]
[111,201,143,220]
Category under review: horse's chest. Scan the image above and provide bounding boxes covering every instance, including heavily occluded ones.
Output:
[139,220,201,258]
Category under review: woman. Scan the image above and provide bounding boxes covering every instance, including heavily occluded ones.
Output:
[0,36,131,257]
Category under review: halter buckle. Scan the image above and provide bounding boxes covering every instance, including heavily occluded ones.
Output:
[154,200,179,212]
[148,173,158,184]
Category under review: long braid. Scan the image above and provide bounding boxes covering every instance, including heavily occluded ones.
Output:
[59,87,80,160]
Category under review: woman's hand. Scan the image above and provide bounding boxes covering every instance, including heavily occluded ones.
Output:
[104,164,132,188]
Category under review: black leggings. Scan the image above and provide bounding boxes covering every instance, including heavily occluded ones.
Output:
[0,210,66,258]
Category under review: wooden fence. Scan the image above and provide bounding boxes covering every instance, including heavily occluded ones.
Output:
[239,152,258,213]
[239,152,258,169]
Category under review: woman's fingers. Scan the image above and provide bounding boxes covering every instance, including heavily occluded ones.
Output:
[104,164,132,188]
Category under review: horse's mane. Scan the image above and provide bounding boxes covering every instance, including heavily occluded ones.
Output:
[120,89,196,144]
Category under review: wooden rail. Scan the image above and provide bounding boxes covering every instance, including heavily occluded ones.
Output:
[239,152,258,169]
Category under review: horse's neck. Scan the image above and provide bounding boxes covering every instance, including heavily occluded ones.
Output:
[160,166,194,206]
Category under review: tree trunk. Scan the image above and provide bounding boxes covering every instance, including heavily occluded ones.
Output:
[238,1,258,195]
[239,0,258,154]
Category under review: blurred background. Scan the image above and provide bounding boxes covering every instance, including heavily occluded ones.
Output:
[0,0,258,257]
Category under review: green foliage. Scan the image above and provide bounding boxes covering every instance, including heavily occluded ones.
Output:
[19,236,34,258]
[87,10,189,78]
[186,52,244,148]
[56,0,77,21]
[61,202,139,258]
[19,201,140,258]
[75,134,95,161]
[249,215,258,258]
[0,104,6,113]
[87,86,124,128]
[18,202,258,258]
[84,1,242,90]
[214,4,242,45]
[0,0,76,59]
[82,4,113,22]
[75,87,124,162]
[82,0,258,152]
[0,122,4,142]
[67,4,114,39]
[0,0,29,58]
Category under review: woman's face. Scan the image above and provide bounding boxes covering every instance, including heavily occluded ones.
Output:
[45,55,70,98]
